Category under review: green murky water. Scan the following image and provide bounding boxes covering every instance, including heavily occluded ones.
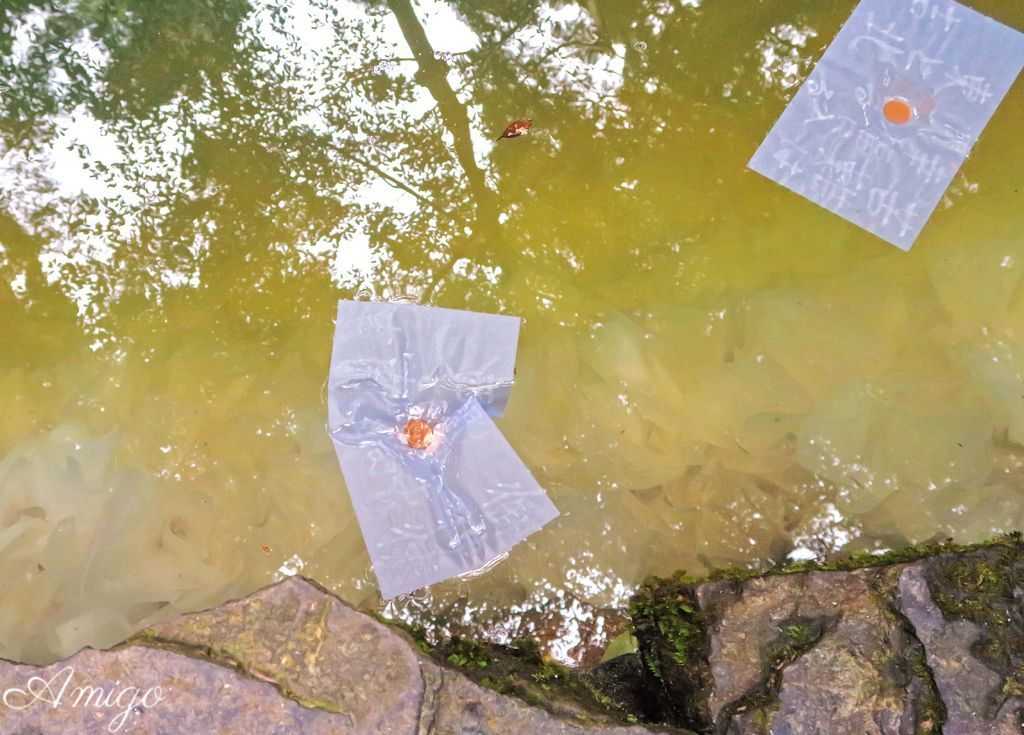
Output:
[1,0,1023,665]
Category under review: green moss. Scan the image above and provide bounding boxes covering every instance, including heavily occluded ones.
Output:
[925,536,1024,694]
[704,534,1020,585]
[444,639,493,669]
[372,613,433,654]
[509,637,543,662]
[532,659,568,683]
[928,546,1019,627]
[1002,664,1024,697]
[480,676,512,694]
[630,570,702,669]
[628,570,713,731]
[779,622,819,649]
[772,620,825,667]
[907,646,946,735]
[426,636,634,726]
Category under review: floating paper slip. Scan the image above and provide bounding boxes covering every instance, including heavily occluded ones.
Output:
[749,0,1024,250]
[330,300,521,417]
[327,300,559,599]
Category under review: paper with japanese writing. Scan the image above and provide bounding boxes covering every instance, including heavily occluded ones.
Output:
[749,0,1024,250]
[327,300,558,599]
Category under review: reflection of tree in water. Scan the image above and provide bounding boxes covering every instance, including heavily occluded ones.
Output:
[1,0,851,329]
[4,0,1022,664]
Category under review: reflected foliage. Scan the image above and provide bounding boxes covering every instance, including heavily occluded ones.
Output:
[0,0,877,324]
[1,0,1023,665]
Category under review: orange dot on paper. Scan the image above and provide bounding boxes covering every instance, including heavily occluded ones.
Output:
[883,98,914,125]
[403,418,434,450]
[261,544,271,554]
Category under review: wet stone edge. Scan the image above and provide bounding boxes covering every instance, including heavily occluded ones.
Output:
[621,533,1023,734]
[18,532,1020,735]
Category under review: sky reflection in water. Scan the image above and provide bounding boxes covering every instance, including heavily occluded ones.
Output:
[0,0,1023,665]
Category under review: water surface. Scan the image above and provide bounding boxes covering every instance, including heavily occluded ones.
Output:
[1,0,1023,664]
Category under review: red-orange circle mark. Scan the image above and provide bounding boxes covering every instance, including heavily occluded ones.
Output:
[883,98,914,125]
[403,418,434,449]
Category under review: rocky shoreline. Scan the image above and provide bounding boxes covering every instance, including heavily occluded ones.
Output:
[625,536,1024,734]
[1,535,1021,734]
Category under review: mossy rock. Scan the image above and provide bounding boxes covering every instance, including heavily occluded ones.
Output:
[628,570,714,731]
[924,537,1024,695]
[426,635,647,728]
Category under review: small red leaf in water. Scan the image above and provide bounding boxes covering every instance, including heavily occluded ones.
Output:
[497,118,533,140]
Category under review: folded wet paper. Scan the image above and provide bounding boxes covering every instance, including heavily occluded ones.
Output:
[750,0,1024,250]
[328,300,558,599]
